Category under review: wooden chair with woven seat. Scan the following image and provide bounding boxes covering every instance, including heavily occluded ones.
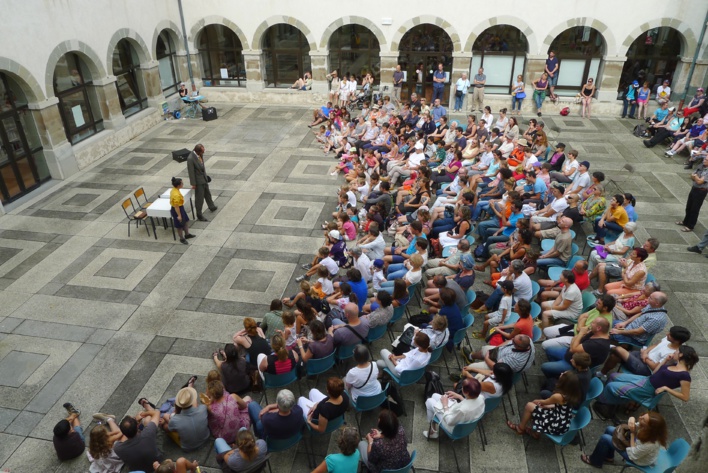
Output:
[133,187,152,211]
[122,198,150,237]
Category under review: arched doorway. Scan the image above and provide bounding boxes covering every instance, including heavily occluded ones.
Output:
[328,24,381,83]
[549,27,606,95]
[0,72,49,204]
[397,24,453,102]
[472,25,528,94]
[112,39,148,117]
[262,24,311,88]
[620,27,682,93]
[197,25,245,87]
[156,29,180,95]
[53,52,104,145]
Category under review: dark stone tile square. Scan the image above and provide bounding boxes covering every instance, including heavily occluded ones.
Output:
[95,257,141,279]
[304,164,331,175]
[645,228,688,245]
[62,193,99,207]
[275,206,308,221]
[0,247,22,263]
[211,161,237,170]
[0,351,48,387]
[231,270,274,292]
[564,120,584,127]
[585,145,608,154]
[125,156,152,166]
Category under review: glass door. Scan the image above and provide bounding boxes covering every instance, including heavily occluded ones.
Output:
[398,53,452,103]
[0,114,40,203]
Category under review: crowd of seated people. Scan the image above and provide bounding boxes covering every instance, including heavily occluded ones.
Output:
[49,90,703,473]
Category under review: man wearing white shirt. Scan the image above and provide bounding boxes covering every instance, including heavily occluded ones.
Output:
[656,79,671,105]
[565,160,592,197]
[532,183,568,223]
[388,143,426,186]
[359,227,386,260]
[349,247,372,282]
[467,142,494,173]
[453,73,470,112]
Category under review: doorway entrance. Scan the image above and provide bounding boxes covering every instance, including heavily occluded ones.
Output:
[397,25,454,103]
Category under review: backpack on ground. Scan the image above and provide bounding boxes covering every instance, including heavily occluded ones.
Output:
[424,371,445,400]
[560,107,570,116]
[633,124,647,137]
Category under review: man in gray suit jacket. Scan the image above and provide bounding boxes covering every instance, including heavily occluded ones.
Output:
[187,143,217,221]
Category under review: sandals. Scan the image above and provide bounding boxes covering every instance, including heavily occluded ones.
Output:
[525,426,540,440]
[580,454,604,468]
[675,221,685,226]
[506,421,524,435]
[181,375,198,389]
[680,227,693,232]
[138,398,156,409]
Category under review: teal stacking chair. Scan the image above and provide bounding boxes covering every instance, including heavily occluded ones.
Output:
[620,438,689,473]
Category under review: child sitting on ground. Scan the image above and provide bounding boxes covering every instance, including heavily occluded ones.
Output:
[330,147,358,176]
[296,247,338,282]
[280,311,297,350]
[314,265,334,296]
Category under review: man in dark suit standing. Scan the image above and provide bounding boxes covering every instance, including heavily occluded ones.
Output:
[187,143,217,221]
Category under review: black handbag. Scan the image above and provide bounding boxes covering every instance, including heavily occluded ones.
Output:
[455,90,463,98]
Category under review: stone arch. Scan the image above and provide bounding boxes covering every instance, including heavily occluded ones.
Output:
[152,20,184,56]
[465,16,537,54]
[390,16,462,53]
[45,40,107,98]
[252,16,317,50]
[619,19,696,58]
[0,58,46,103]
[319,16,387,50]
[542,19,616,57]
[105,28,152,69]
[189,15,250,51]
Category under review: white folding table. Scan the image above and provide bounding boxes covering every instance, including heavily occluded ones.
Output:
[160,187,195,219]
[145,198,176,240]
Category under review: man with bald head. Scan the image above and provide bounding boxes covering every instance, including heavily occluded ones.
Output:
[541,317,611,379]
[536,216,574,269]
[461,334,535,375]
[329,302,370,347]
[610,292,669,347]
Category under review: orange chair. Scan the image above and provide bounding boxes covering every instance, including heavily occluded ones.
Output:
[133,187,152,210]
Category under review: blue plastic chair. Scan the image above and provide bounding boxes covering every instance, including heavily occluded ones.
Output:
[306,415,345,468]
[366,323,388,344]
[548,255,585,282]
[571,242,579,256]
[304,351,336,388]
[581,291,597,312]
[449,313,474,371]
[531,280,541,298]
[620,438,690,473]
[532,325,542,342]
[646,273,656,284]
[432,415,483,472]
[383,365,427,416]
[641,391,666,411]
[479,395,505,447]
[388,305,406,341]
[345,382,389,432]
[335,343,357,373]
[381,450,416,473]
[466,234,476,246]
[580,377,603,418]
[464,288,477,313]
[530,302,541,319]
[429,344,445,370]
[266,431,302,452]
[504,311,520,325]
[534,407,591,473]
[261,369,299,405]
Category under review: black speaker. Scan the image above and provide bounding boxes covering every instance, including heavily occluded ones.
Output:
[202,107,218,121]
[172,148,190,163]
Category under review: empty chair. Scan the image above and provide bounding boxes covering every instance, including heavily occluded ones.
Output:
[345,382,389,432]
[304,351,336,388]
[133,187,152,210]
[261,370,298,405]
[121,198,150,237]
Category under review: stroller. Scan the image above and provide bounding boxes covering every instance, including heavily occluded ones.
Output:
[346,83,372,112]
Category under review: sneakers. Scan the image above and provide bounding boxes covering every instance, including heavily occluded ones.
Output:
[423,428,439,439]
[594,371,608,383]
[687,246,702,254]
[665,150,675,156]
[330,171,338,176]
[92,413,116,423]
[592,289,604,297]
[301,263,313,270]
[63,403,80,416]
[295,275,309,282]
[185,234,196,239]
[180,238,188,245]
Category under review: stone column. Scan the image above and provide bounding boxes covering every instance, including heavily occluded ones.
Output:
[451,52,473,110]
[673,57,708,103]
[378,52,398,97]
[525,55,547,83]
[243,50,265,92]
[139,60,166,109]
[92,76,126,129]
[309,50,328,94]
[27,98,78,180]
[596,56,627,102]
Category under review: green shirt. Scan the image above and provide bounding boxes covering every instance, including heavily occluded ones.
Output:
[261,310,284,340]
[574,308,612,333]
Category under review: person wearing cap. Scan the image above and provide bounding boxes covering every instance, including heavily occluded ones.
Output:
[622,81,640,119]
[676,154,708,232]
[682,87,706,118]
[163,386,210,451]
[388,142,426,187]
[643,106,680,148]
[656,79,671,105]
[565,161,592,197]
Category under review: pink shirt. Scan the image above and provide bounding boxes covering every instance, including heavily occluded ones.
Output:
[342,221,357,240]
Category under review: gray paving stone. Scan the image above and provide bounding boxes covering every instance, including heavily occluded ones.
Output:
[54,285,131,303]
[231,269,274,292]
[0,433,24,467]
[168,338,225,359]
[0,247,22,264]
[0,317,23,333]
[177,297,202,311]
[0,230,57,242]
[4,411,44,437]
[0,407,19,431]
[13,320,95,343]
[24,344,102,413]
[37,282,63,295]
[147,336,176,353]
[0,351,48,388]
[86,329,116,346]
[94,257,142,279]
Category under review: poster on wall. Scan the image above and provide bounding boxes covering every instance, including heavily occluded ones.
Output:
[71,105,85,128]
[220,68,229,79]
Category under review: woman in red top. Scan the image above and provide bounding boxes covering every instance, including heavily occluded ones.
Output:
[486,299,534,346]
[537,259,590,302]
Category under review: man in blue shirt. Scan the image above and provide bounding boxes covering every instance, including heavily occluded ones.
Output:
[523,170,548,206]
[432,98,447,123]
[481,199,524,257]
[310,101,332,127]
[432,63,446,103]
[666,117,706,157]
[545,51,559,100]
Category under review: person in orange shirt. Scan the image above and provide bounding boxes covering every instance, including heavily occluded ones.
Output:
[591,194,629,244]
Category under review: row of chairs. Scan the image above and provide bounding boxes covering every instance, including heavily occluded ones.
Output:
[121,187,153,237]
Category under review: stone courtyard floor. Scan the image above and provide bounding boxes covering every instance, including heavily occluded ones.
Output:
[0,104,706,473]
